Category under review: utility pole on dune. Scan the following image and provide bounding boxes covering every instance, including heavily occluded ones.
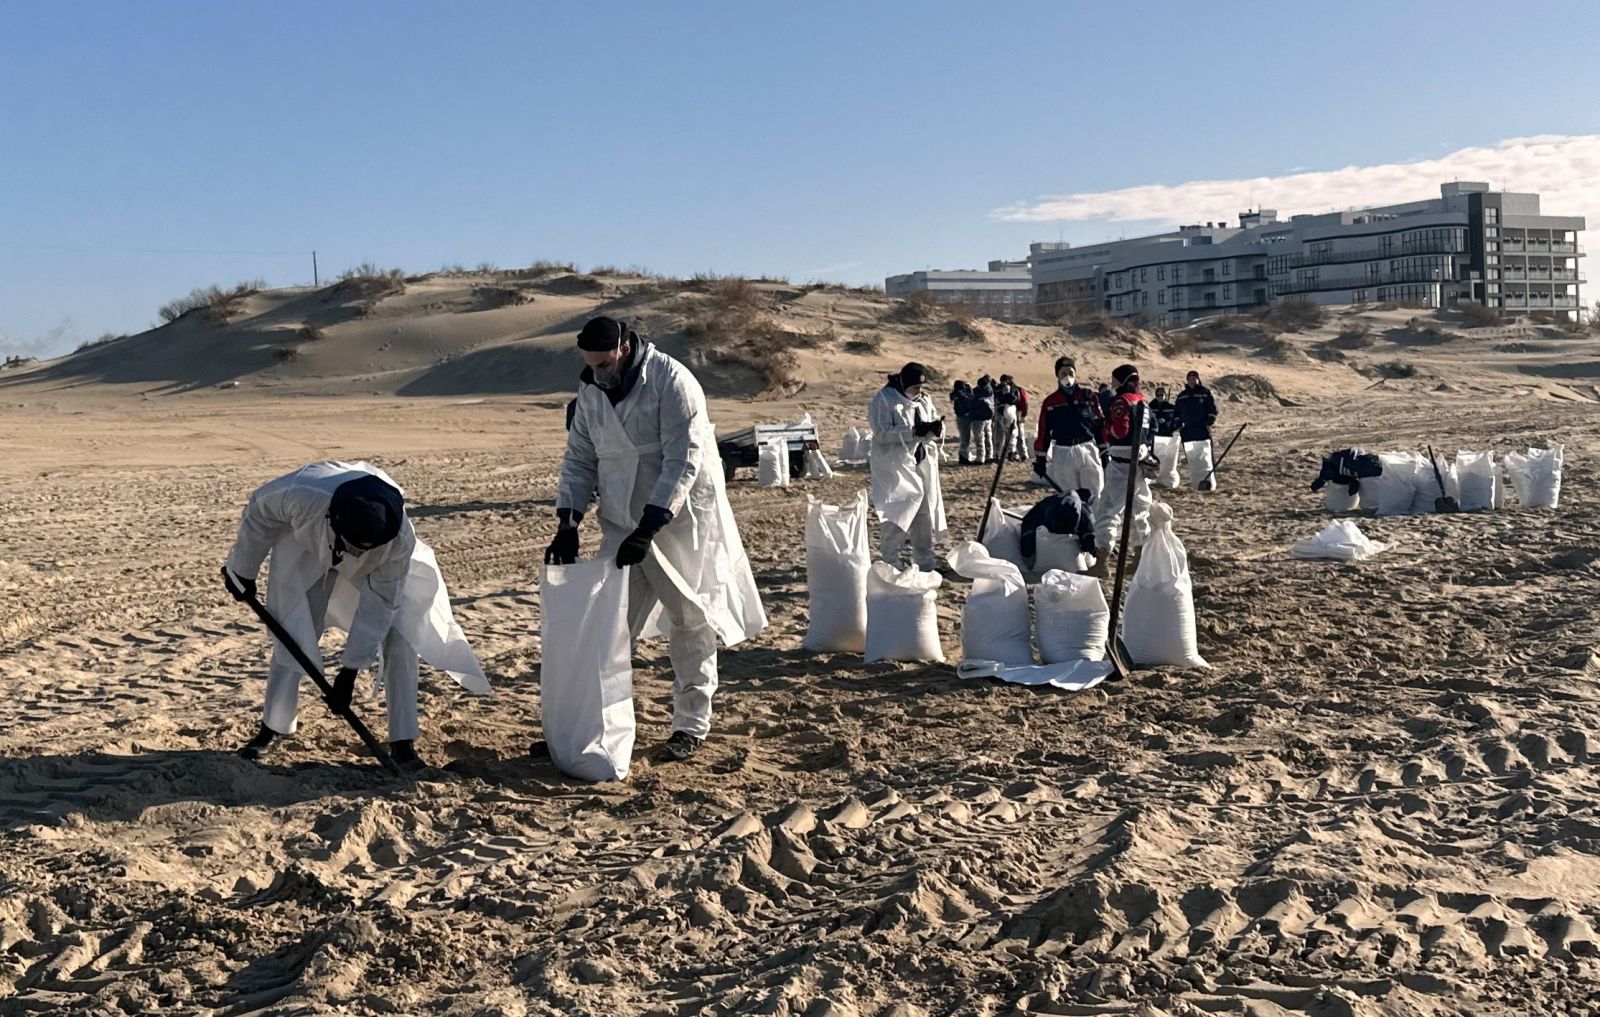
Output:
[312,250,319,287]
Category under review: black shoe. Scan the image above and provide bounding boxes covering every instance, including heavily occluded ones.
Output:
[238,724,279,762]
[389,739,427,773]
[662,731,704,761]
[528,739,551,759]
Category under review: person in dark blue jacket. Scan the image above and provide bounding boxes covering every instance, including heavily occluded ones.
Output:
[1174,371,1219,442]
[1019,489,1096,564]
[969,375,997,464]
[950,381,974,464]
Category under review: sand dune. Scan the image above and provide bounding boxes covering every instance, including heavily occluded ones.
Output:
[2,278,1599,1014]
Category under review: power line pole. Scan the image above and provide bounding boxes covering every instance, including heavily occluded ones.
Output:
[312,250,319,287]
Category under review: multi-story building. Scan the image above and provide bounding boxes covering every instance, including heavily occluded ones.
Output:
[884,260,1034,321]
[1027,183,1583,327]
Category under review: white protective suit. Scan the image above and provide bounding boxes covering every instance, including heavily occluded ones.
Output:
[225,461,490,741]
[869,383,948,570]
[557,343,767,739]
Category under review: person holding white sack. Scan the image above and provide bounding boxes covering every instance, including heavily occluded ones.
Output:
[222,461,490,771]
[545,316,768,762]
[869,362,947,571]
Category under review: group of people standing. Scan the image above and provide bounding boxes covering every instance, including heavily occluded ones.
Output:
[871,357,1220,576]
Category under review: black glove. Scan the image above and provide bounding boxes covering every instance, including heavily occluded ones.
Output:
[1099,446,1110,468]
[544,508,582,565]
[221,565,256,602]
[329,666,358,714]
[930,418,944,437]
[1033,456,1048,478]
[1081,534,1098,557]
[913,420,937,437]
[616,505,673,569]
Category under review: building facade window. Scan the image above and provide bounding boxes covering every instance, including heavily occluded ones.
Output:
[1222,261,1232,276]
[1223,284,1233,300]
[1157,265,1165,281]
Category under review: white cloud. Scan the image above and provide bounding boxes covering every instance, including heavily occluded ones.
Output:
[995,135,1600,228]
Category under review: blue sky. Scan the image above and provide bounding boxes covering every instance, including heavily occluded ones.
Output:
[3,0,1598,357]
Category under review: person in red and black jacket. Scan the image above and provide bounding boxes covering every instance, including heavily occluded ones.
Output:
[1092,363,1157,558]
[1032,355,1105,501]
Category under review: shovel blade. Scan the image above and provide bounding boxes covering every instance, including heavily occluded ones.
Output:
[1435,496,1461,514]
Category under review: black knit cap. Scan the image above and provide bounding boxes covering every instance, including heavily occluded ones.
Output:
[898,362,928,388]
[1112,364,1139,385]
[576,316,632,352]
[329,474,404,549]
[1054,355,1076,375]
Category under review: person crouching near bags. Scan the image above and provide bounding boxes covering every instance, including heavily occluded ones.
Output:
[221,462,490,771]
[870,362,947,571]
[1092,364,1158,564]
[1033,356,1106,502]
[544,317,768,762]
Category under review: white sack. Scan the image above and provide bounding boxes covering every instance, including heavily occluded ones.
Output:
[758,438,790,488]
[865,562,945,663]
[804,448,834,481]
[1154,435,1182,490]
[947,542,1033,666]
[840,427,862,463]
[1290,520,1390,562]
[1323,484,1360,513]
[1505,445,1563,509]
[1034,569,1109,663]
[1372,453,1422,516]
[1409,454,1459,514]
[1454,450,1498,512]
[979,498,1027,569]
[539,560,635,782]
[1120,502,1209,669]
[1034,529,1090,574]
[802,493,870,652]
[1185,439,1216,491]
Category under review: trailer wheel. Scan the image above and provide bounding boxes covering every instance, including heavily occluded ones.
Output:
[723,458,738,483]
[789,451,806,480]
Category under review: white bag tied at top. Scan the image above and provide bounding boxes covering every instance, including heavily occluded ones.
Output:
[1372,452,1422,516]
[758,437,790,488]
[1505,445,1563,509]
[947,541,1033,667]
[1185,439,1216,491]
[840,427,862,463]
[1120,502,1209,669]
[805,448,834,480]
[539,560,635,782]
[1290,520,1390,562]
[1034,569,1109,663]
[865,561,945,663]
[1454,450,1498,512]
[1154,435,1182,490]
[979,498,1027,570]
[802,492,870,652]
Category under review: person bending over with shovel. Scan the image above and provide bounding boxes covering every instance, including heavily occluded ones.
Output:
[222,462,489,771]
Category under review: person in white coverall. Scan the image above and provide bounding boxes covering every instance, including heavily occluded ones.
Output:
[869,362,948,570]
[222,462,490,771]
[545,317,767,762]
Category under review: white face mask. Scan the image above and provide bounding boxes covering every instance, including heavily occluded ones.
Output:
[1058,373,1075,390]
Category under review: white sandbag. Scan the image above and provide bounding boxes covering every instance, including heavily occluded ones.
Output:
[1323,484,1360,513]
[1409,454,1458,514]
[758,438,790,488]
[1034,569,1109,663]
[539,561,635,782]
[802,493,870,652]
[978,498,1026,569]
[1033,529,1090,574]
[840,427,862,463]
[1505,445,1563,509]
[1454,450,1498,512]
[1185,439,1216,491]
[1120,502,1208,669]
[1290,520,1390,562]
[804,448,834,480]
[1372,453,1422,516]
[947,542,1033,666]
[865,562,945,663]
[1154,435,1182,490]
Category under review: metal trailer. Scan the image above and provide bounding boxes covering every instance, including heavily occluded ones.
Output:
[717,420,820,482]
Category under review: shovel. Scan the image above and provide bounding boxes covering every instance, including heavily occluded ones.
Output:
[1102,404,1146,680]
[224,568,401,775]
[975,418,1015,541]
[1426,445,1461,514]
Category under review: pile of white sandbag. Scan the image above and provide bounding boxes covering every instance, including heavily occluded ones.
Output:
[1366,446,1561,513]
[839,426,873,465]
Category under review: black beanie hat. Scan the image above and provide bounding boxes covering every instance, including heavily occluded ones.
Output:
[898,362,928,388]
[329,474,404,548]
[1054,355,1076,375]
[576,316,632,352]
[1112,363,1139,386]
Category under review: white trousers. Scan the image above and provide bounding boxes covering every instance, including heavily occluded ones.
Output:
[1094,456,1154,552]
[880,497,938,572]
[1047,441,1105,500]
[626,564,717,739]
[999,406,1023,459]
[264,570,419,741]
[971,421,995,464]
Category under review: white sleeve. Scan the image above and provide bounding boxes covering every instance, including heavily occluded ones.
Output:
[556,396,600,517]
[341,527,413,670]
[225,477,319,581]
[648,366,704,515]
